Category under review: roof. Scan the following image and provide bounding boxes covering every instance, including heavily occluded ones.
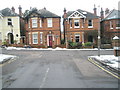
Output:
[65,9,99,19]
[0,8,18,17]
[103,9,120,21]
[24,8,60,18]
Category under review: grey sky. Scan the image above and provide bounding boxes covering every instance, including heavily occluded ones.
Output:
[0,0,119,16]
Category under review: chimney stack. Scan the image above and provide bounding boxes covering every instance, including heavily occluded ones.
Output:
[105,8,109,15]
[18,5,22,16]
[93,4,97,15]
[11,7,15,13]
[63,8,67,19]
[100,8,104,20]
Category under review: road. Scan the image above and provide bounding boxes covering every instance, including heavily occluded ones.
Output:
[1,49,119,88]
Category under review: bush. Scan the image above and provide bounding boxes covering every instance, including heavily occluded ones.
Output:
[68,42,82,49]
[84,42,93,46]
[61,39,65,44]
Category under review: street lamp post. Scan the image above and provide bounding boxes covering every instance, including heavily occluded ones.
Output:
[65,19,68,49]
[98,6,101,57]
[113,36,120,56]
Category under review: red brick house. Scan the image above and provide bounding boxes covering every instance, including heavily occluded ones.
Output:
[101,9,120,44]
[63,8,100,45]
[24,8,61,48]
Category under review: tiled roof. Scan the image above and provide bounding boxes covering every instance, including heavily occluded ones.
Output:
[25,8,60,18]
[103,9,120,20]
[66,9,99,19]
[0,8,18,16]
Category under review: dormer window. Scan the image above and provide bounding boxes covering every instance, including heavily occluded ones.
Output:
[8,18,12,25]
[74,19,80,28]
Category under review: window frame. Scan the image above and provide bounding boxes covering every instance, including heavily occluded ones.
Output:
[32,33,38,44]
[47,18,52,27]
[40,19,42,28]
[32,19,38,28]
[75,34,80,43]
[88,20,93,28]
[74,19,80,28]
[40,32,43,44]
[8,18,12,26]
[116,20,120,29]
[110,21,113,29]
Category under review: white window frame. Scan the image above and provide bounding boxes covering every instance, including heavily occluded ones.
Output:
[75,34,80,43]
[116,20,120,29]
[88,20,93,28]
[40,19,42,28]
[28,20,30,28]
[32,33,38,44]
[40,32,43,44]
[74,19,80,28]
[8,18,12,26]
[32,19,37,28]
[47,18,52,27]
[110,21,113,29]
[70,19,72,28]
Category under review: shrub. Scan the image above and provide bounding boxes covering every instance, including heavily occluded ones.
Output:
[84,42,93,46]
[68,42,82,49]
[61,39,65,44]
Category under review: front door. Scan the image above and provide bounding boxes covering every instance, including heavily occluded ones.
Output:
[8,33,14,44]
[49,36,52,47]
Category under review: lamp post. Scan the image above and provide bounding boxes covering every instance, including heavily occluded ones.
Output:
[65,19,68,49]
[98,5,101,57]
[113,36,120,56]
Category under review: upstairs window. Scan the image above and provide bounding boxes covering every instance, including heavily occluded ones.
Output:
[40,19,42,28]
[32,19,37,28]
[74,19,80,28]
[69,19,72,28]
[116,20,120,29]
[88,20,93,28]
[47,18,52,27]
[110,21,113,29]
[8,18,12,25]
[28,20,30,28]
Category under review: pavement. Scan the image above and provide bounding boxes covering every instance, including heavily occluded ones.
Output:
[1,49,118,89]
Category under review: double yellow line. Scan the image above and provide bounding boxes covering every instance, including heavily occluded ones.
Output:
[88,58,120,79]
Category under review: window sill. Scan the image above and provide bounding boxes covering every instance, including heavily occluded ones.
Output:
[116,27,120,29]
[74,27,80,29]
[32,27,38,28]
[33,43,38,44]
[88,26,93,28]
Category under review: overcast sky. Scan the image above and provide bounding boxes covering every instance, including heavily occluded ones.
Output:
[0,0,119,16]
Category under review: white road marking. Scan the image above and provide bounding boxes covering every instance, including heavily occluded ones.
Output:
[40,68,50,88]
